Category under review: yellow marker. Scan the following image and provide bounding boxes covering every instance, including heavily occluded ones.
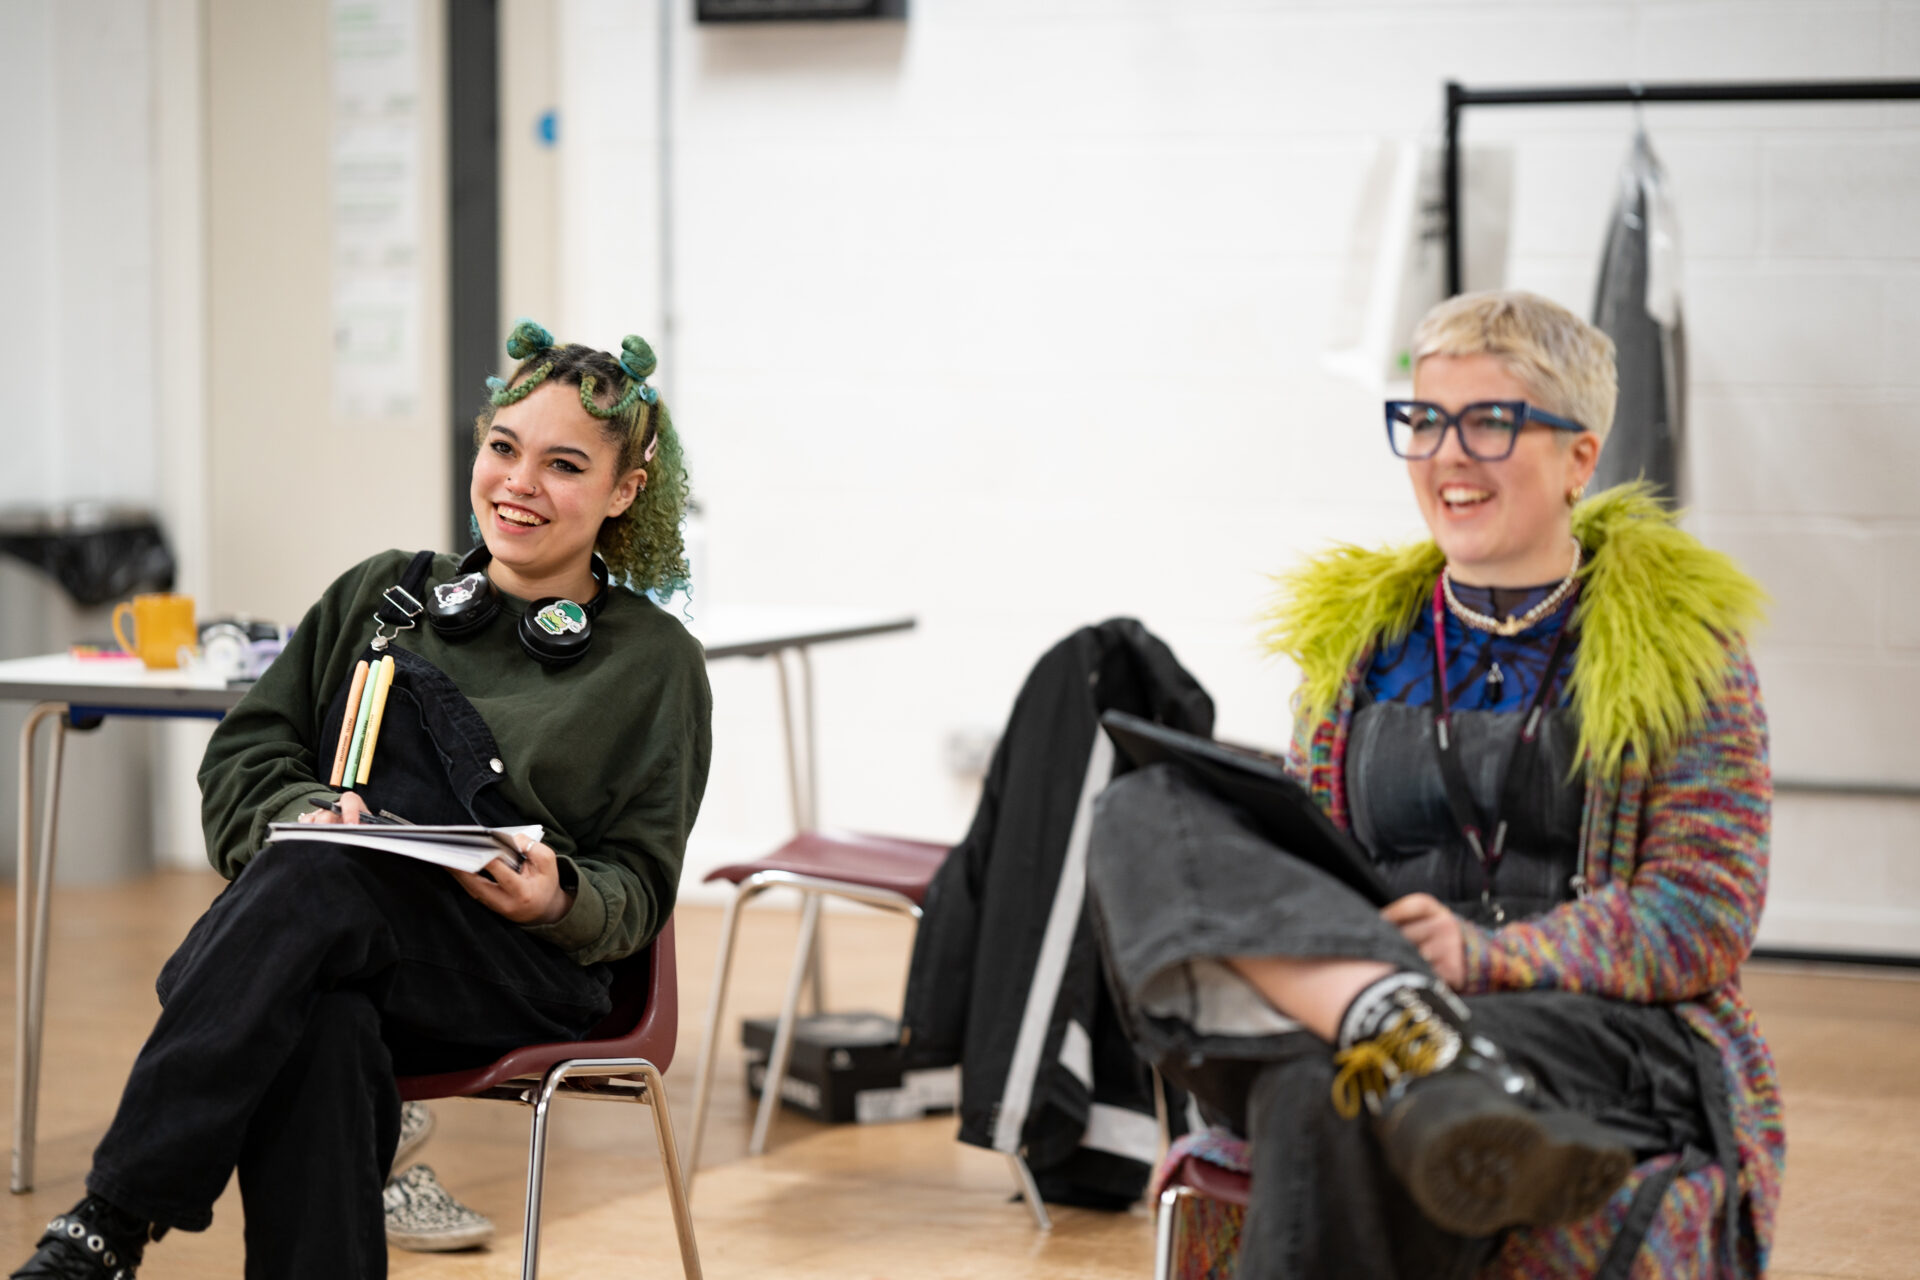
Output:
[329,660,370,786]
[355,656,397,786]
[341,661,382,785]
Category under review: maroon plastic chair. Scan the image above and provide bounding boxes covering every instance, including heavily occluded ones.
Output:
[397,916,700,1280]
[684,831,947,1167]
[1154,1149,1251,1280]
[684,829,1060,1231]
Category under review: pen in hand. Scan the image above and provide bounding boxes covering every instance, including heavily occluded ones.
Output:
[306,797,399,826]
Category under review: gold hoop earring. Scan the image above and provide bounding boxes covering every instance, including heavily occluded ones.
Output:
[1566,483,1587,508]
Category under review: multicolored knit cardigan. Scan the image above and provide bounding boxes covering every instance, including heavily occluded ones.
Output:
[1263,484,1784,1279]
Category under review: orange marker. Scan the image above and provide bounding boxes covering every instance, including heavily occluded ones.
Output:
[355,656,396,786]
[329,660,370,786]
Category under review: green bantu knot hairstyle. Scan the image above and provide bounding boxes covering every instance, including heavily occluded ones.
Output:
[618,336,660,406]
[576,373,643,421]
[488,360,553,407]
[505,318,554,361]
[619,335,658,380]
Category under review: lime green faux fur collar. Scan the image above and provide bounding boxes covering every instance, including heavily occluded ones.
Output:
[1261,484,1766,774]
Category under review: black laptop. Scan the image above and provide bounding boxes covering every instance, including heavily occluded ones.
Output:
[1099,710,1392,906]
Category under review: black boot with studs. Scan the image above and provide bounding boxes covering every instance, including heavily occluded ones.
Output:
[1332,973,1634,1238]
[9,1196,164,1280]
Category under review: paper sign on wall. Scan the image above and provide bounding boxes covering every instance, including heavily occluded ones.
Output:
[331,0,421,421]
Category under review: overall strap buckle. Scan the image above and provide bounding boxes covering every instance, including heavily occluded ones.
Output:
[372,585,423,652]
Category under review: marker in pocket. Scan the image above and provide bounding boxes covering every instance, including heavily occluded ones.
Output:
[329,660,370,787]
[341,663,383,784]
[356,656,397,785]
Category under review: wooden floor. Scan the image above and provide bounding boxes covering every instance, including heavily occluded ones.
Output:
[0,871,1913,1278]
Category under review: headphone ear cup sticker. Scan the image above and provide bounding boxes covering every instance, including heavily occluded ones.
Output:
[419,545,608,664]
[434,573,487,610]
[424,564,500,640]
[534,600,588,636]
[518,597,594,665]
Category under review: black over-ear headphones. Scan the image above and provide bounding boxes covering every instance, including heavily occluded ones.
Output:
[423,545,611,667]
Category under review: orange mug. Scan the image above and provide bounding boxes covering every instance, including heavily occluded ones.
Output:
[112,593,197,670]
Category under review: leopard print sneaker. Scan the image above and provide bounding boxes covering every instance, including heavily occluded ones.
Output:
[382,1165,494,1253]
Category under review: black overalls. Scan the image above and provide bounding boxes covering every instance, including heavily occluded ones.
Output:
[1087,686,1727,1279]
[87,553,613,1280]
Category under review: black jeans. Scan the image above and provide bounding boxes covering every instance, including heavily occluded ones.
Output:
[86,843,611,1280]
[1087,764,1714,1280]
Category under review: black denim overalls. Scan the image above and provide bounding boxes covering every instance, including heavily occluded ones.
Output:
[87,553,614,1280]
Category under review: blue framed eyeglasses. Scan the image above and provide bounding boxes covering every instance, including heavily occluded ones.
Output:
[1384,400,1588,461]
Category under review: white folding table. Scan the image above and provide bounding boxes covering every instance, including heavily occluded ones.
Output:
[0,605,914,1192]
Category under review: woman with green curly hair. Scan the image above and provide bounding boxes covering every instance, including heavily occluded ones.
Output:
[12,323,712,1280]
[476,325,693,598]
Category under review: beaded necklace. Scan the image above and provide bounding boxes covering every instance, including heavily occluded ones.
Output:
[1441,537,1583,638]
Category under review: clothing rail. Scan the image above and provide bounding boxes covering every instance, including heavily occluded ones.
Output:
[1438,80,1920,968]
[1441,77,1920,295]
[1443,75,1920,885]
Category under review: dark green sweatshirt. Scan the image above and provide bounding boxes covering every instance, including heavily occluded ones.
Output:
[197,550,712,966]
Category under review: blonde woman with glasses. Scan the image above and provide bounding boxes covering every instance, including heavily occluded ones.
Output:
[1090,291,1779,1279]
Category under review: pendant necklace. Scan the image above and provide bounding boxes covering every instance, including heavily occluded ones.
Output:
[1442,537,1584,638]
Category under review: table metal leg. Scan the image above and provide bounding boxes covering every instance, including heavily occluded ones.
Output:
[13,702,68,1194]
[771,647,828,1015]
[801,906,827,1018]
[794,645,817,828]
[791,648,828,1013]
[771,648,812,833]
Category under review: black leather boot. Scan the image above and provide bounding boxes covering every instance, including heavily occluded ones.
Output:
[10,1196,162,1280]
[1332,977,1633,1238]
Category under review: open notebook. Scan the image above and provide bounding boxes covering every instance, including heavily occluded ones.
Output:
[264,822,539,875]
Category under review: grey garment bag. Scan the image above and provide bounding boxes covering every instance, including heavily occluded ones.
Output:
[1592,128,1687,503]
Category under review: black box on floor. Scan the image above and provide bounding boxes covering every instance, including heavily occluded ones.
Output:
[741,1011,957,1125]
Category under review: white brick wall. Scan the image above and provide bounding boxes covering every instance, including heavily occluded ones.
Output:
[1689,393,1920,519]
[1888,531,1920,650]
[549,0,1920,953]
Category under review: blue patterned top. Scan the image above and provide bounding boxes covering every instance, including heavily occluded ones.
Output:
[1364,581,1577,712]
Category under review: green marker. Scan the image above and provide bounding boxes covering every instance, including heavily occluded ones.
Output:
[341,662,382,784]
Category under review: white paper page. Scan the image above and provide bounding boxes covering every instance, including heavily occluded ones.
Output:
[265,823,542,874]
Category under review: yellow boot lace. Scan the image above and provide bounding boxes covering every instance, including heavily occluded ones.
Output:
[1330,1008,1452,1119]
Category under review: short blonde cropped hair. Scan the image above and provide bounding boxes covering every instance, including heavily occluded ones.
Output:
[1410,290,1618,444]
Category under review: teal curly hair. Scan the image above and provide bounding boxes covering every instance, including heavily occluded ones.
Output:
[474,320,691,597]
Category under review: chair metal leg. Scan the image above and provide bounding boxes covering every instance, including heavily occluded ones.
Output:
[687,880,764,1188]
[637,1062,704,1280]
[1006,1150,1053,1232]
[748,890,821,1156]
[1154,1185,1189,1280]
[12,703,66,1195]
[519,1060,704,1280]
[521,1064,564,1280]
